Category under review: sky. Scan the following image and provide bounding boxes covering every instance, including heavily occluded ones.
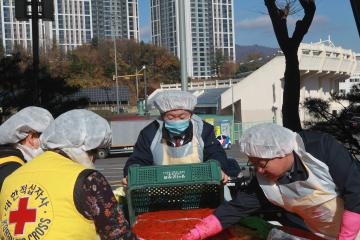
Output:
[138,0,360,53]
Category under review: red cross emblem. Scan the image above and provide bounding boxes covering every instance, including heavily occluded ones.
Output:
[9,197,37,235]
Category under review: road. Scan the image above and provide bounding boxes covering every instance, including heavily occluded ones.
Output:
[95,143,247,189]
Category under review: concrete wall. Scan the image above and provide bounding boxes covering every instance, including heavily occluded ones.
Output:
[221,57,284,123]
[221,42,358,126]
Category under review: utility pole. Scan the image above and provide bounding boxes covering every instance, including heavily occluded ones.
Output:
[135,67,139,101]
[178,0,188,91]
[135,65,146,103]
[31,0,39,104]
[231,84,235,143]
[112,12,120,114]
[15,0,53,105]
[115,66,145,115]
[113,33,120,114]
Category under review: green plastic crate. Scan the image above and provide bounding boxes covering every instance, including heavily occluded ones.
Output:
[127,160,223,225]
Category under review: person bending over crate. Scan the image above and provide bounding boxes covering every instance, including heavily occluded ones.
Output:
[122,90,230,186]
[0,110,140,240]
[181,123,360,240]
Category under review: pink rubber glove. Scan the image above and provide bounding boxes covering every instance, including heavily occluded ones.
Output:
[180,214,223,240]
[338,210,360,240]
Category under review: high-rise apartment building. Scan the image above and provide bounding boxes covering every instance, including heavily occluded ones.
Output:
[92,0,139,41]
[52,0,93,52]
[0,0,44,54]
[151,0,235,78]
[0,0,93,54]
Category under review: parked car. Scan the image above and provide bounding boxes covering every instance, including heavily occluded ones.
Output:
[216,134,232,149]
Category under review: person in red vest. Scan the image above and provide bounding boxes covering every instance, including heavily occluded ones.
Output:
[0,106,53,191]
[0,109,139,240]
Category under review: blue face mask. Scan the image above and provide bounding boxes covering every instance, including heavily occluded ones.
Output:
[164,119,190,136]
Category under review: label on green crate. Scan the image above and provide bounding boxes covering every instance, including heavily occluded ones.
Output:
[160,170,187,181]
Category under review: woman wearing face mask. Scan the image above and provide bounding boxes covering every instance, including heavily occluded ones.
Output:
[0,106,53,191]
[122,90,230,186]
[0,109,139,240]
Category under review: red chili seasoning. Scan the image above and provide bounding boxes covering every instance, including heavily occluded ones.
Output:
[133,208,213,240]
[132,209,326,239]
[133,209,264,240]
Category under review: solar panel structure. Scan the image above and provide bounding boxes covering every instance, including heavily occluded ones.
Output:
[70,87,129,104]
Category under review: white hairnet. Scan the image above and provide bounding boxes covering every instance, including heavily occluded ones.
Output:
[239,123,297,159]
[0,106,54,144]
[152,90,197,113]
[40,109,111,151]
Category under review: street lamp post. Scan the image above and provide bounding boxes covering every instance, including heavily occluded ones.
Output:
[113,35,120,114]
[135,67,139,100]
[111,11,120,114]
[178,0,188,91]
[31,0,39,104]
[231,84,235,143]
[143,66,148,116]
[114,66,146,115]
[135,65,146,103]
[16,0,54,104]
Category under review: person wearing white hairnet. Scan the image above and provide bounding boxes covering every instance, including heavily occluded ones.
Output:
[122,90,230,186]
[0,106,53,191]
[0,110,139,240]
[182,123,360,240]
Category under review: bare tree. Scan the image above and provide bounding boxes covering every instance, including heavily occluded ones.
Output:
[265,0,316,132]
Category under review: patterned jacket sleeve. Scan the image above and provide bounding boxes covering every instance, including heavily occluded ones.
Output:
[74,170,138,240]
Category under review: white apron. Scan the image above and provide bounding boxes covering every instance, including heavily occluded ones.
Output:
[258,134,343,239]
[150,115,204,165]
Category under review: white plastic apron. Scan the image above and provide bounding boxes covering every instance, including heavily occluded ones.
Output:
[150,115,204,165]
[258,134,343,239]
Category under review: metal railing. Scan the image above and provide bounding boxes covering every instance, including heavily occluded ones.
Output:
[160,78,243,90]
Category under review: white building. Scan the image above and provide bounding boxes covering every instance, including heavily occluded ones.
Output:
[339,72,360,94]
[339,54,360,94]
[52,0,93,52]
[92,0,139,41]
[150,0,235,79]
[220,40,358,125]
[0,0,47,54]
[0,0,93,54]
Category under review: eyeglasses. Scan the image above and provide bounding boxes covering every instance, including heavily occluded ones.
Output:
[247,159,270,169]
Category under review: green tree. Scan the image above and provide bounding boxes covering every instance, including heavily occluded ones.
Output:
[42,38,180,104]
[0,53,87,119]
[245,52,263,62]
[220,62,239,79]
[44,42,68,78]
[303,85,360,156]
[211,49,226,78]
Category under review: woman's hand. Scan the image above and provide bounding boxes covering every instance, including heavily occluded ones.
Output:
[221,170,229,184]
[121,177,128,186]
